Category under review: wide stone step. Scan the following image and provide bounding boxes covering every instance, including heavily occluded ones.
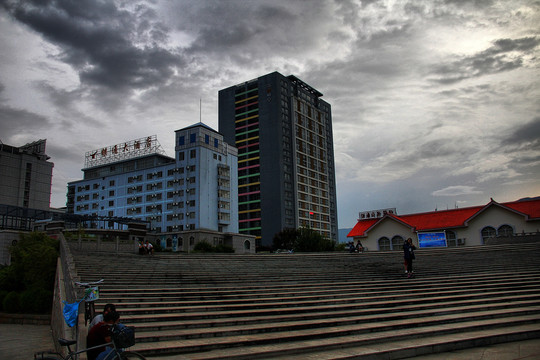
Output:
[92,271,540,304]
[107,287,540,320]
[129,304,540,344]
[116,295,540,331]
[68,242,540,358]
[96,278,540,307]
[130,314,540,358]
[162,323,540,360]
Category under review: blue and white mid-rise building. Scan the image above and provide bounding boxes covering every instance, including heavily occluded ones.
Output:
[67,123,254,253]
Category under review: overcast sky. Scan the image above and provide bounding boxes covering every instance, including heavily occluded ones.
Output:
[1,0,539,229]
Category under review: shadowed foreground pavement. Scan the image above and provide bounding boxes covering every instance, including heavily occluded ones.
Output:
[0,323,54,360]
[0,322,538,359]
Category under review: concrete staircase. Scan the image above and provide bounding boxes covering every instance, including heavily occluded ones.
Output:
[70,243,540,359]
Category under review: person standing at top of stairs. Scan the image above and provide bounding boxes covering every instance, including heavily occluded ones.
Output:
[403,237,416,278]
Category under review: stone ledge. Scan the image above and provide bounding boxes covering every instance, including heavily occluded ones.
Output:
[0,312,51,325]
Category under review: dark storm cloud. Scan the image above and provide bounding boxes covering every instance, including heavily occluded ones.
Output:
[0,105,51,141]
[184,3,296,52]
[3,0,184,90]
[166,1,329,64]
[443,0,495,6]
[0,81,51,140]
[35,81,104,128]
[431,36,540,84]
[503,117,540,149]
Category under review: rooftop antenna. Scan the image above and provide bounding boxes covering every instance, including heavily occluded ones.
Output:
[199,98,202,124]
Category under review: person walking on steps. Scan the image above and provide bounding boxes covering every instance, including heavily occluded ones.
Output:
[403,237,416,278]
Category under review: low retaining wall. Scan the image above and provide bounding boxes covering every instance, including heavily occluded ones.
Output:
[50,234,87,359]
[484,233,540,245]
[66,236,138,254]
[0,313,50,325]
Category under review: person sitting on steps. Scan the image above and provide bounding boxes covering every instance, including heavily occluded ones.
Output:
[89,303,116,331]
[87,310,120,360]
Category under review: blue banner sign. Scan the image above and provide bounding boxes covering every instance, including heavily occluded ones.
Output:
[418,232,447,248]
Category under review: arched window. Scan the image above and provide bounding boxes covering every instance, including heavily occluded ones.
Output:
[481,226,496,243]
[378,237,390,251]
[166,238,172,247]
[391,236,404,251]
[178,237,183,247]
[189,236,195,246]
[244,240,251,250]
[446,231,457,247]
[498,225,513,237]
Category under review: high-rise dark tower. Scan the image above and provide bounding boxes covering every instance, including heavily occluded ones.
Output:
[218,72,338,249]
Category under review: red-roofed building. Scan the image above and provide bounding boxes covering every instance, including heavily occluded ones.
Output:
[347,198,540,251]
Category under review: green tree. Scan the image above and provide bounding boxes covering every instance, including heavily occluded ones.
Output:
[0,232,59,313]
[273,227,336,252]
[10,232,59,291]
[295,227,335,252]
[272,228,298,251]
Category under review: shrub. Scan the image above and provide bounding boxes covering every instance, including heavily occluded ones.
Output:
[0,290,8,311]
[3,291,21,313]
[215,244,234,253]
[153,242,163,252]
[20,288,53,313]
[193,241,214,253]
[0,265,21,292]
[193,242,235,253]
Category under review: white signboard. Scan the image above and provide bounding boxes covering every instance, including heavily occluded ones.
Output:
[358,208,396,220]
[84,135,165,168]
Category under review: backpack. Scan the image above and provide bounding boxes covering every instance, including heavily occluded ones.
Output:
[112,324,136,348]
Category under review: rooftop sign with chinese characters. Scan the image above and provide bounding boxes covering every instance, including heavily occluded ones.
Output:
[358,208,397,220]
[84,135,165,169]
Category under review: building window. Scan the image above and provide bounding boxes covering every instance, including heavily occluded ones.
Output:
[190,133,196,143]
[446,230,457,247]
[498,225,513,237]
[179,136,185,146]
[481,226,496,243]
[214,138,219,148]
[378,237,390,251]
[205,134,210,144]
[391,236,403,251]
[190,149,196,159]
